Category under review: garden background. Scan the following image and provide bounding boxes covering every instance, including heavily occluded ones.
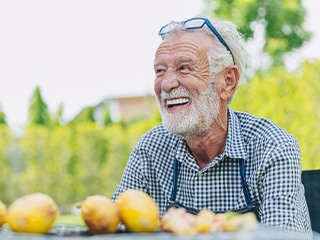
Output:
[0,0,319,211]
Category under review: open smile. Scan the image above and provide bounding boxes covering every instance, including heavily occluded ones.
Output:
[165,97,190,108]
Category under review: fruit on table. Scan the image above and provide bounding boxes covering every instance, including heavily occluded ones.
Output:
[80,195,120,234]
[161,208,197,236]
[161,208,221,235]
[0,200,7,228]
[116,189,160,233]
[7,193,58,234]
[161,207,258,235]
[223,211,258,232]
[194,209,218,233]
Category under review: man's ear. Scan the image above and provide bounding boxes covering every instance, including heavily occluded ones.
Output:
[221,66,240,100]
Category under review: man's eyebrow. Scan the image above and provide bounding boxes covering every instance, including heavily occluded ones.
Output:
[153,60,165,68]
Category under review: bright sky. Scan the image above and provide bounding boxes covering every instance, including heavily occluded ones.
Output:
[0,0,319,130]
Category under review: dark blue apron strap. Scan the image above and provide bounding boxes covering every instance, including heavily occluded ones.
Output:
[170,157,179,202]
[239,159,252,205]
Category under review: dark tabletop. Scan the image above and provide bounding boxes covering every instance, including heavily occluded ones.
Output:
[0,224,318,240]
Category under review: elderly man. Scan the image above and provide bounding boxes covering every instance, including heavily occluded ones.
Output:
[112,17,311,235]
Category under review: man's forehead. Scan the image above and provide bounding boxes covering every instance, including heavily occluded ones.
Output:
[154,57,194,67]
[156,31,213,55]
[160,30,212,45]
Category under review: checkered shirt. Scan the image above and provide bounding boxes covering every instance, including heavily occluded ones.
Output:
[112,108,312,235]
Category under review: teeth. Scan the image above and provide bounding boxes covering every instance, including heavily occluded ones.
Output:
[166,98,189,106]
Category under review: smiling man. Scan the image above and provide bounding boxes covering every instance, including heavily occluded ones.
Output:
[112,17,312,236]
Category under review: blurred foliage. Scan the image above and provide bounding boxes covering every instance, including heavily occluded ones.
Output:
[231,61,320,170]
[55,214,85,227]
[0,99,161,209]
[0,106,7,124]
[101,104,113,127]
[68,106,96,125]
[51,103,64,126]
[0,125,14,203]
[28,86,51,126]
[203,0,311,65]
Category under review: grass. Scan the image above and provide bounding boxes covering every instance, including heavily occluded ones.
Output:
[55,214,85,227]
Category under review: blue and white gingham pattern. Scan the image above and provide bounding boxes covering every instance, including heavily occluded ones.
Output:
[112,108,312,235]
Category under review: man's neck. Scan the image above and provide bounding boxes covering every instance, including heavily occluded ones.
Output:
[185,113,228,169]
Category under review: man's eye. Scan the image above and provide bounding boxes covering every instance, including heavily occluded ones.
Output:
[179,65,191,72]
[155,68,165,75]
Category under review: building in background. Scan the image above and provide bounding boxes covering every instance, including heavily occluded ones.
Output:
[95,94,157,123]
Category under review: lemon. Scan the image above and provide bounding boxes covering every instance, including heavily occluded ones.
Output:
[0,200,7,228]
[81,195,120,234]
[116,189,160,233]
[7,193,58,234]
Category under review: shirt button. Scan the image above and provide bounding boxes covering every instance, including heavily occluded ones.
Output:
[198,173,203,178]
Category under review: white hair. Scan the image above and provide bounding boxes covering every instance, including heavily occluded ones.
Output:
[161,18,247,81]
[206,19,247,80]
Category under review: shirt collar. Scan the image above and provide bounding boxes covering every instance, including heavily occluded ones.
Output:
[173,108,247,166]
[224,108,247,160]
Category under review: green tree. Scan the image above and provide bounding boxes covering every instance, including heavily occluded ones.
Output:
[103,107,161,197]
[231,60,320,170]
[18,125,74,207]
[41,126,73,207]
[101,105,113,127]
[52,103,64,126]
[203,0,311,66]
[27,86,51,126]
[103,123,133,197]
[0,125,14,204]
[0,105,7,125]
[68,106,96,125]
[19,126,51,194]
[68,123,109,201]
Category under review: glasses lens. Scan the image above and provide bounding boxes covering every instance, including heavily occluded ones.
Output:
[184,18,205,29]
[160,22,179,35]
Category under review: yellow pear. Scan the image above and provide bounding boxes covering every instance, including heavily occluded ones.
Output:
[116,189,160,233]
[0,200,7,228]
[7,193,58,234]
[80,195,120,234]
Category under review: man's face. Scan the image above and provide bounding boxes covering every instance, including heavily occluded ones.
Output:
[153,31,221,136]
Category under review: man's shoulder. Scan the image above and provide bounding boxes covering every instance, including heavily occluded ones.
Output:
[136,124,180,149]
[232,110,297,143]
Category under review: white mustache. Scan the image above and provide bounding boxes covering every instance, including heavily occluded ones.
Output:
[160,87,191,99]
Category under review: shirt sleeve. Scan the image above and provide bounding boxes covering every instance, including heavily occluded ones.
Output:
[111,147,149,202]
[259,139,312,236]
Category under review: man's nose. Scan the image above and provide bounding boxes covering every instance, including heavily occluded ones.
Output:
[161,70,180,92]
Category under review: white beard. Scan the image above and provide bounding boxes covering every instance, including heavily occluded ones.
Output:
[157,83,221,138]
